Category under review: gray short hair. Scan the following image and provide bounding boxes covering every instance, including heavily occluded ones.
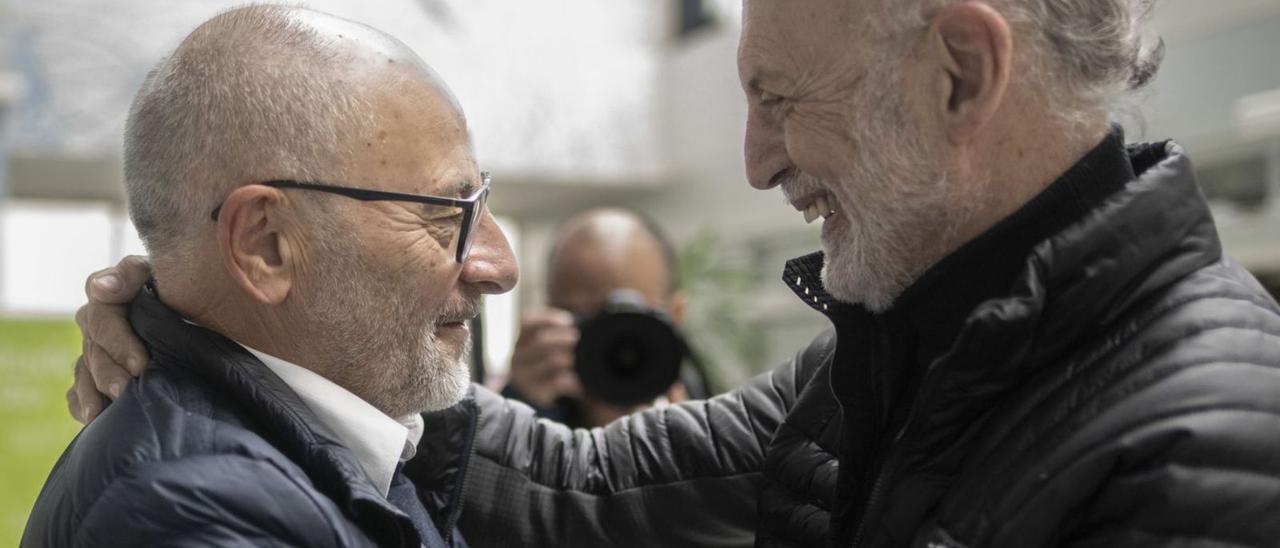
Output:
[124,5,370,263]
[893,0,1164,126]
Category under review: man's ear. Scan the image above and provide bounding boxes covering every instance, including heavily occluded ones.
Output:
[215,185,296,305]
[929,1,1013,144]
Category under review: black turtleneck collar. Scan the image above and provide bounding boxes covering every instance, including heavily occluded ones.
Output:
[782,126,1138,404]
[887,127,1135,362]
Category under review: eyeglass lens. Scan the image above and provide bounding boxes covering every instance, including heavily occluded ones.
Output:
[457,188,486,262]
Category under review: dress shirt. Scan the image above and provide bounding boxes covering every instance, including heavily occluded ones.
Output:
[238,343,425,497]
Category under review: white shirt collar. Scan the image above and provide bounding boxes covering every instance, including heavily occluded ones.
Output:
[237,343,424,497]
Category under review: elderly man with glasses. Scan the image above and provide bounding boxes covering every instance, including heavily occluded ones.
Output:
[22,5,515,548]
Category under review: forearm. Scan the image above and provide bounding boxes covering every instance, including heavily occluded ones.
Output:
[414,330,833,546]
[461,451,761,547]
[453,336,827,546]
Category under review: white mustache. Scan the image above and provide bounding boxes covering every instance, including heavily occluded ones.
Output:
[780,171,831,204]
[436,298,481,325]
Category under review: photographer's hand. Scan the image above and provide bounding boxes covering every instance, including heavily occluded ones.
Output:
[508,309,582,409]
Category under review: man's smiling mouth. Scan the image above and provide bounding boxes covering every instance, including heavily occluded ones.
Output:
[791,191,838,224]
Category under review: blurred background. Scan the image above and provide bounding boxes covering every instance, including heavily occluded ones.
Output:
[1,0,1279,542]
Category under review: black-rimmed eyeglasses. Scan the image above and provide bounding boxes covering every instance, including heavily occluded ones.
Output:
[210,172,491,263]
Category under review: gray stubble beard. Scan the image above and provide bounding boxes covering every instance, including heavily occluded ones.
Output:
[295,216,475,418]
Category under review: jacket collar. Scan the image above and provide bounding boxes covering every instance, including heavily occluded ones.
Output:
[786,137,1218,359]
[786,128,1137,335]
[1027,141,1221,361]
[789,139,1223,545]
[128,289,470,547]
[410,388,480,545]
[784,138,1222,438]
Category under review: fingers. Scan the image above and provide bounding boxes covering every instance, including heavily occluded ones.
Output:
[76,332,132,406]
[79,261,151,377]
[550,370,583,400]
[84,300,149,376]
[524,348,575,382]
[85,340,134,399]
[85,255,152,305]
[518,308,575,331]
[66,384,82,425]
[664,382,689,404]
[508,351,575,407]
[75,303,88,332]
[512,325,578,376]
[511,309,578,374]
[509,309,582,407]
[71,356,106,424]
[534,325,579,349]
[517,327,578,365]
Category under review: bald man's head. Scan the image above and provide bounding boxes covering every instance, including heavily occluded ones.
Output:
[119,6,513,417]
[125,4,456,268]
[547,208,680,318]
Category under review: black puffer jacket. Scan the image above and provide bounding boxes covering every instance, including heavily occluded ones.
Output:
[419,139,1280,547]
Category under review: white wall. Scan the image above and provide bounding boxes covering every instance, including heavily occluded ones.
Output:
[8,0,667,179]
[1142,10,1280,160]
[1139,11,1280,272]
[0,200,145,316]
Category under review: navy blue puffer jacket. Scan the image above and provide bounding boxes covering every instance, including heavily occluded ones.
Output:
[23,291,472,548]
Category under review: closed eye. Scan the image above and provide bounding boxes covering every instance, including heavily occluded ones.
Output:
[425,209,463,223]
[758,90,784,106]
[416,203,464,223]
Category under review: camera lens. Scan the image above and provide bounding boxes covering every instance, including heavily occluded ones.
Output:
[575,309,685,406]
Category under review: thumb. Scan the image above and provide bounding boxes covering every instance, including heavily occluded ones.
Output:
[86,256,152,304]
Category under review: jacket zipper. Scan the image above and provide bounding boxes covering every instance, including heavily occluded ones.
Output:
[850,326,938,548]
[850,466,889,548]
[442,400,481,547]
[849,326,896,548]
[850,421,910,548]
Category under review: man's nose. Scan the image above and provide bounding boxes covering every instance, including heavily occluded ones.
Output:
[744,105,790,190]
[460,211,519,295]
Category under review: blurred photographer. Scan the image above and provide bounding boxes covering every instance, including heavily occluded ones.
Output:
[504,207,707,427]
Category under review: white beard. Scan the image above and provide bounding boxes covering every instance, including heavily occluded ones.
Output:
[412,329,472,412]
[787,71,972,312]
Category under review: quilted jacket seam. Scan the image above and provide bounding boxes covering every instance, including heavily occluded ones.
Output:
[1071,526,1259,547]
[997,405,1280,538]
[699,397,728,479]
[974,287,1272,470]
[767,419,840,505]
[995,342,1280,495]
[983,308,1280,484]
[1055,290,1276,376]
[479,450,766,494]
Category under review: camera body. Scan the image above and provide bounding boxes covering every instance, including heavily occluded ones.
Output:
[574,289,688,406]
